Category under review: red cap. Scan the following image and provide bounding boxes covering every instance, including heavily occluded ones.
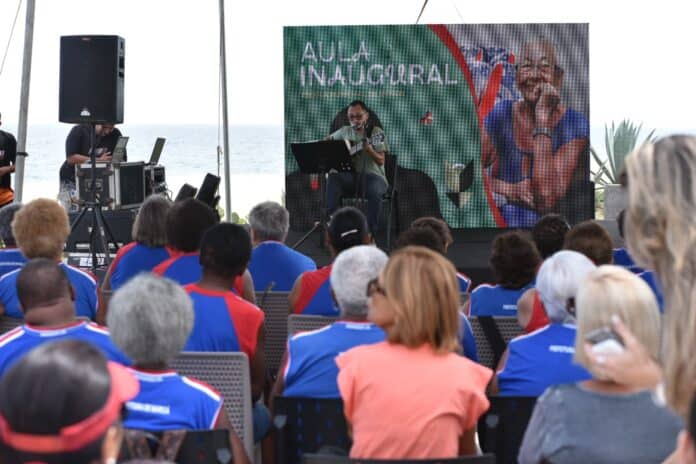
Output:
[0,362,139,453]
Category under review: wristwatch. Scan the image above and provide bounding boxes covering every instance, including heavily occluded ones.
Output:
[532,127,553,139]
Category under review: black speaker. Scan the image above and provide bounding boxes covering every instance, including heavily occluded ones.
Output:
[59,35,125,123]
[195,173,221,209]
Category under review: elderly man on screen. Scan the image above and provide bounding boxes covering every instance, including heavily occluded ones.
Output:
[481,38,589,227]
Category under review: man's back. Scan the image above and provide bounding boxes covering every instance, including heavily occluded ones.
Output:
[284,321,385,398]
[0,321,130,376]
[497,323,590,397]
[183,284,264,358]
[248,241,315,292]
[0,262,97,320]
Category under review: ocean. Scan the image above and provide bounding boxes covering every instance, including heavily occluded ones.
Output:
[1,123,285,220]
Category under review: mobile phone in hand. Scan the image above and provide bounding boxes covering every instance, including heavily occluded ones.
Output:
[586,326,624,356]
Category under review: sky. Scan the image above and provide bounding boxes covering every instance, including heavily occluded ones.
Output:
[0,0,694,131]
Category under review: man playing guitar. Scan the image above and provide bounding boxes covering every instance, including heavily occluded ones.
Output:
[326,100,389,234]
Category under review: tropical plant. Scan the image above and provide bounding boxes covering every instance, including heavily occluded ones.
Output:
[590,120,656,186]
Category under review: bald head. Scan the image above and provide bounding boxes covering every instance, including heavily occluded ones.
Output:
[17,259,72,313]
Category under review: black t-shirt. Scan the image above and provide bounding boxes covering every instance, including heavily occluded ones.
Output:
[0,130,17,189]
[59,125,125,183]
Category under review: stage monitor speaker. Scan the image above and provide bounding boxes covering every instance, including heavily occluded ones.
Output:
[59,35,125,124]
[175,184,198,202]
[195,173,221,209]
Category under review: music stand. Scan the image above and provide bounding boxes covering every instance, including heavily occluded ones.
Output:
[290,140,353,248]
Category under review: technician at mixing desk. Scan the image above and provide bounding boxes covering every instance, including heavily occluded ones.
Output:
[58,123,125,212]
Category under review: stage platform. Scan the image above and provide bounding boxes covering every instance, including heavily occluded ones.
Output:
[288,219,622,288]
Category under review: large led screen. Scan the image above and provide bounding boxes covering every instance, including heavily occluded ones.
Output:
[284,24,590,231]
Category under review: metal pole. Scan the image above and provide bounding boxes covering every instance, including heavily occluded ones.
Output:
[219,0,231,221]
[14,0,35,203]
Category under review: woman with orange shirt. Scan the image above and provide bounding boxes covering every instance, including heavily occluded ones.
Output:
[336,246,492,459]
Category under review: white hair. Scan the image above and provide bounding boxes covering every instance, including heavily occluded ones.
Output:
[107,274,194,365]
[536,250,596,323]
[248,201,289,242]
[330,245,388,318]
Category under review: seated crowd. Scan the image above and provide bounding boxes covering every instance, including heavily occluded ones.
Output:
[1,134,696,463]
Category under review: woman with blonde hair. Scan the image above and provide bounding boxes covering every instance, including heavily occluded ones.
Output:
[0,198,97,320]
[519,266,681,463]
[336,246,492,459]
[583,135,696,420]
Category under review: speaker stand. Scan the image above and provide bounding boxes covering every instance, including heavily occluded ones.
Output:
[65,124,120,275]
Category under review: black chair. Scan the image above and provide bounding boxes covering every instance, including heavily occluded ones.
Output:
[478,396,537,464]
[302,454,496,464]
[274,396,351,464]
[121,429,232,463]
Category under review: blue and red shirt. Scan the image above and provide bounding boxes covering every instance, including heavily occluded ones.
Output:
[470,283,534,316]
[639,271,664,312]
[458,313,478,363]
[183,284,264,359]
[124,367,223,431]
[292,266,338,316]
[248,241,316,292]
[457,272,472,293]
[0,321,130,376]
[153,253,244,295]
[497,323,591,397]
[613,247,644,274]
[0,262,97,320]
[0,249,26,279]
[109,242,171,290]
[283,321,385,398]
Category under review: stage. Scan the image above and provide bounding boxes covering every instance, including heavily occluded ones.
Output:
[288,219,621,288]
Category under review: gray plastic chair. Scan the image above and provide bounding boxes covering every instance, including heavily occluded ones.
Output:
[287,315,338,337]
[255,291,291,374]
[468,316,523,369]
[171,351,254,459]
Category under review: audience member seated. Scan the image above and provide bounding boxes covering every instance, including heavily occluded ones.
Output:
[0,258,129,376]
[102,195,172,292]
[273,245,387,399]
[470,231,540,316]
[153,198,255,303]
[612,209,644,273]
[289,207,370,316]
[0,199,97,320]
[677,394,696,464]
[517,214,570,332]
[0,203,25,278]
[519,265,681,463]
[106,274,250,461]
[336,246,492,459]
[563,220,614,266]
[0,340,138,463]
[247,201,316,292]
[519,219,613,335]
[184,223,265,403]
[492,251,594,397]
[394,226,478,362]
[410,216,471,291]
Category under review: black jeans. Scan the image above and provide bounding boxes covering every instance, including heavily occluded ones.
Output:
[326,171,388,233]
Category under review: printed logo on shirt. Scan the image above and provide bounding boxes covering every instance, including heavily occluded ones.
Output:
[502,304,517,311]
[126,401,171,416]
[548,345,575,354]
